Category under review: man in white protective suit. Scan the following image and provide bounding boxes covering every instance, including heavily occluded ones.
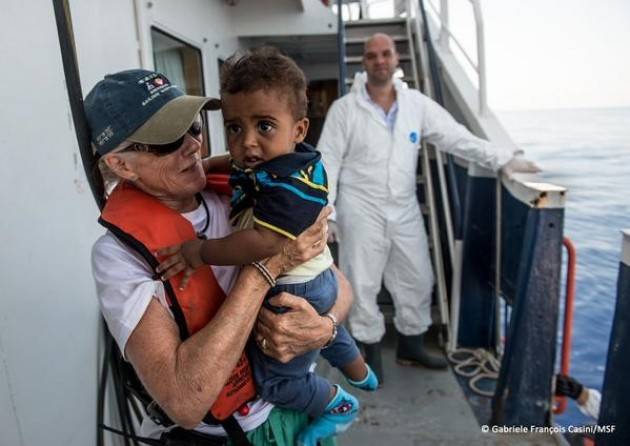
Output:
[317,33,539,383]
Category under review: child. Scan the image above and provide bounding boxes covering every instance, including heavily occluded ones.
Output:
[157,47,377,446]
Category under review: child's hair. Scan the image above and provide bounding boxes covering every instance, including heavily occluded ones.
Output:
[220,46,308,120]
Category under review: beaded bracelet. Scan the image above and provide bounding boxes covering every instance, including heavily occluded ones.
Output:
[251,261,277,287]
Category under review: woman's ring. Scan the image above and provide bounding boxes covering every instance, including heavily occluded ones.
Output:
[261,338,268,350]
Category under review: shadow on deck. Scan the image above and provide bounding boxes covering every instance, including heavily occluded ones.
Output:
[319,329,559,446]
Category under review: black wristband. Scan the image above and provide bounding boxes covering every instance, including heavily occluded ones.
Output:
[555,374,584,400]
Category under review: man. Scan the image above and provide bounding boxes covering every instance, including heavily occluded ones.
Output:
[317,33,538,382]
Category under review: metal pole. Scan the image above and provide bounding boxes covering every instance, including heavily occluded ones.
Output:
[52,0,104,209]
[337,0,348,96]
[438,0,449,50]
[471,0,487,115]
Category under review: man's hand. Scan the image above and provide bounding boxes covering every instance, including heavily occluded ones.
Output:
[254,292,333,363]
[327,220,340,243]
[502,156,541,179]
[156,239,205,289]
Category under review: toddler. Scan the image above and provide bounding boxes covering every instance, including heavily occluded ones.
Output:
[158,47,377,446]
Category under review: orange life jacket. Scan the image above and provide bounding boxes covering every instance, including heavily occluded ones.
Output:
[99,181,255,421]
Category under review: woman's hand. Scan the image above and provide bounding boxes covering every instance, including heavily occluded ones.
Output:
[254,292,333,363]
[271,207,331,276]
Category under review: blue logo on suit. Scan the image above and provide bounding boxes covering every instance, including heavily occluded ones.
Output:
[409,131,419,143]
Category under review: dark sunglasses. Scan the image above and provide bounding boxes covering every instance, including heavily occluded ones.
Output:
[122,115,204,156]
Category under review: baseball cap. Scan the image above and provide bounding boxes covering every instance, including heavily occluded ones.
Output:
[84,69,220,155]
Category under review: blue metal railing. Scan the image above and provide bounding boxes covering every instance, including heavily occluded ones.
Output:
[597,230,630,444]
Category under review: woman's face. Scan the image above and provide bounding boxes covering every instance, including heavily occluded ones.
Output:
[119,132,206,211]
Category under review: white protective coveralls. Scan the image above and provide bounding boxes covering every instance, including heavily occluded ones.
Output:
[317,73,514,344]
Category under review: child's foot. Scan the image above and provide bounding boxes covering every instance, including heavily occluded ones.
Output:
[297,385,359,446]
[347,364,379,391]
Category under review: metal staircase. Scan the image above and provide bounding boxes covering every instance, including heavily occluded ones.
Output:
[338,6,451,345]
[342,18,418,89]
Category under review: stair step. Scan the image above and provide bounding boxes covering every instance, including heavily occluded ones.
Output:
[345,76,415,85]
[344,18,407,27]
[344,34,408,45]
[345,54,412,64]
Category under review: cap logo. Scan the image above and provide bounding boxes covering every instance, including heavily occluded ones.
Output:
[96,125,115,147]
[138,73,175,107]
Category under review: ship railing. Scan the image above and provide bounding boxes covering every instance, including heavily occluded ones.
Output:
[419,0,487,115]
[408,0,569,427]
[597,229,630,445]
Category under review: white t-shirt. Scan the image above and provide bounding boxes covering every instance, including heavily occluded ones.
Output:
[92,190,272,438]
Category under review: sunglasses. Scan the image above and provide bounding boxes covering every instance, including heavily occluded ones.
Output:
[122,115,204,156]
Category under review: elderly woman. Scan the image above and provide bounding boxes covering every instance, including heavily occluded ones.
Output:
[87,69,349,446]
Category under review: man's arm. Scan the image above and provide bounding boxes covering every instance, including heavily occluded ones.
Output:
[420,94,514,172]
[255,264,353,363]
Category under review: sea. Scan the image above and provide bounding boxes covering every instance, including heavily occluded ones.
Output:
[499,107,630,426]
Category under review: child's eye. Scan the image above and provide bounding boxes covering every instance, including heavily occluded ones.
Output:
[258,121,274,133]
[225,124,241,135]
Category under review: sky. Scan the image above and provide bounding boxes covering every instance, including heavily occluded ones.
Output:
[369,0,630,111]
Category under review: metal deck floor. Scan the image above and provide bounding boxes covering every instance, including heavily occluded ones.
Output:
[320,330,558,446]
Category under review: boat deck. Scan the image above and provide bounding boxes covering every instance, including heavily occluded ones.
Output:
[321,329,559,446]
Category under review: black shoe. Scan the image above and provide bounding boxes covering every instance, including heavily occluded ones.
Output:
[396,333,448,369]
[359,341,384,386]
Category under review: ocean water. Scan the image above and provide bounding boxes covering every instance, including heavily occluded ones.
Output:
[499,107,630,426]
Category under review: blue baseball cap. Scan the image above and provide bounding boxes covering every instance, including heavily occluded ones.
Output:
[84,69,220,155]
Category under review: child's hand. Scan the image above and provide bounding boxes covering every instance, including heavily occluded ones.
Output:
[156,240,205,289]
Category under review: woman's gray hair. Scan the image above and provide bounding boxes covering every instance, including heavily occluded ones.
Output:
[93,142,129,196]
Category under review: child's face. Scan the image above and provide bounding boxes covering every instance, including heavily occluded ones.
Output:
[222,89,309,169]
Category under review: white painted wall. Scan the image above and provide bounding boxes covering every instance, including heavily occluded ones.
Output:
[227,0,337,37]
[0,1,336,445]
[0,0,137,443]
[302,62,338,82]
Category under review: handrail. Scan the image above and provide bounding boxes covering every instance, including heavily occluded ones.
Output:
[418,0,463,239]
[52,0,105,209]
[336,0,348,96]
[426,0,487,115]
[554,237,577,414]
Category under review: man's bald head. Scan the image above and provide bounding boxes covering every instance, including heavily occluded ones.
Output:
[364,33,397,54]
[363,33,399,86]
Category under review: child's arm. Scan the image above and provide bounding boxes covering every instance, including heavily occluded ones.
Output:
[202,154,231,173]
[156,225,286,288]
[199,225,286,266]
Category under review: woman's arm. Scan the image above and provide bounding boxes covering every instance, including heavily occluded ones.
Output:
[125,264,271,428]
[125,208,331,428]
[255,264,354,364]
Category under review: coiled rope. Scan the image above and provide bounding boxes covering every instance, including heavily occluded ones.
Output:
[448,348,501,397]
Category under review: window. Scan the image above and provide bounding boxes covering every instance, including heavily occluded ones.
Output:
[151,28,210,155]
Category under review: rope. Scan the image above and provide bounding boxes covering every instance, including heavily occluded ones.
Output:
[448,348,501,397]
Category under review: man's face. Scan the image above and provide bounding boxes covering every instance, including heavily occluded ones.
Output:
[363,36,399,85]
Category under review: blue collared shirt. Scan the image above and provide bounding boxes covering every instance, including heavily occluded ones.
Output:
[361,84,399,133]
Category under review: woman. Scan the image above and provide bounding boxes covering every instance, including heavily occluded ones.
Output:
[87,69,350,445]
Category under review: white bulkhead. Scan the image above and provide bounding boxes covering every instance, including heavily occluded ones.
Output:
[0,1,335,445]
